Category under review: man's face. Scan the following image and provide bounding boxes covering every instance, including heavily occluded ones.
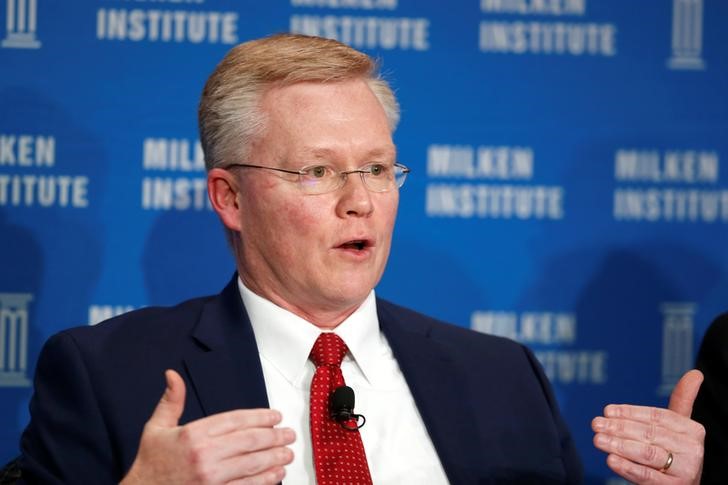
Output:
[235,79,399,325]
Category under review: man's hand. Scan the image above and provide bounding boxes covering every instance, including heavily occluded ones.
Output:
[120,370,295,485]
[592,369,705,484]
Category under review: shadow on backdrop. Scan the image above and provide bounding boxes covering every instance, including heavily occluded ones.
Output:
[521,244,722,483]
[142,209,234,306]
[0,86,106,462]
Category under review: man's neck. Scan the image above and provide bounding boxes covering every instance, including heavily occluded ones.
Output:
[238,274,365,329]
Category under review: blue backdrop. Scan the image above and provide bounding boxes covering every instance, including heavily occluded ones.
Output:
[2,1,727,483]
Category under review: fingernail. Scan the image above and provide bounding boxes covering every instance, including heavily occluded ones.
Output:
[593,417,605,430]
[604,405,617,417]
[594,433,608,446]
[283,428,295,441]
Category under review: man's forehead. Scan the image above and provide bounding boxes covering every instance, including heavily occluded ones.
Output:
[256,79,396,162]
[261,79,381,113]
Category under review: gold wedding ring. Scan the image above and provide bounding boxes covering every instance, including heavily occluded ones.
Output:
[660,451,674,473]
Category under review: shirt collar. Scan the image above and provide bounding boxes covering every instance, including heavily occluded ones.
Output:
[238,278,382,386]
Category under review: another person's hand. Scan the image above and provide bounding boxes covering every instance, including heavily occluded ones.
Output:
[120,370,295,485]
[592,369,705,484]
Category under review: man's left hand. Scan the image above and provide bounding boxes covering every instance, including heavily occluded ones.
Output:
[592,369,705,484]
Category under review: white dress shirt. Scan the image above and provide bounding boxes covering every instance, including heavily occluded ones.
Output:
[239,280,450,485]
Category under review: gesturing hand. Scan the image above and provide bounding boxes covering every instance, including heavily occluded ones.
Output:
[592,369,705,484]
[121,370,295,485]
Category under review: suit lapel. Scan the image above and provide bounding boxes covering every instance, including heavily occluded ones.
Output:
[183,277,270,416]
[378,300,482,483]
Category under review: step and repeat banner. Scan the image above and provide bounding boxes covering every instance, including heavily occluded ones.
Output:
[2,0,727,482]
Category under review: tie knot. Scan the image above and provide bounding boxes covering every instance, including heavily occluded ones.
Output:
[310,332,348,367]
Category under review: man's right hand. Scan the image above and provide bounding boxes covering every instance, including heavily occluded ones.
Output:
[120,369,295,484]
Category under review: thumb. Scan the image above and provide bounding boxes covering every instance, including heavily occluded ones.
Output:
[147,369,186,428]
[668,369,704,417]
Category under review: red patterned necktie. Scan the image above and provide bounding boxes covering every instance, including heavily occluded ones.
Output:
[309,332,373,485]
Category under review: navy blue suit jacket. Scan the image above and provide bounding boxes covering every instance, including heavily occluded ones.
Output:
[20,277,582,484]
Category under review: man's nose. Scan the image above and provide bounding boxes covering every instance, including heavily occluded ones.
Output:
[335,172,374,217]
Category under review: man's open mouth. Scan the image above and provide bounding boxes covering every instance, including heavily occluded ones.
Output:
[338,240,370,251]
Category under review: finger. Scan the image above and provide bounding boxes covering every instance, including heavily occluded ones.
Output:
[668,369,704,417]
[193,427,295,463]
[605,453,679,485]
[602,405,695,433]
[593,432,672,470]
[215,427,295,460]
[191,408,284,437]
[230,466,286,485]
[218,446,294,482]
[592,416,698,452]
[147,369,186,428]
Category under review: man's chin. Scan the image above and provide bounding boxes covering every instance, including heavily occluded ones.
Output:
[321,280,375,308]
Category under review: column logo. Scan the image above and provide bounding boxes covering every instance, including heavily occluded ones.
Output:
[0,293,33,387]
[658,302,695,396]
[2,0,41,49]
[667,0,705,70]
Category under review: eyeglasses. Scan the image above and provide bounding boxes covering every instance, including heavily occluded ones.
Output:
[225,162,410,195]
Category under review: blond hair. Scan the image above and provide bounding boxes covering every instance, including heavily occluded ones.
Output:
[198,33,400,170]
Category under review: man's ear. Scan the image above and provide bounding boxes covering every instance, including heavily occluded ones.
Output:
[207,168,243,232]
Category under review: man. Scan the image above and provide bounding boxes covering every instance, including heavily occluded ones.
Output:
[19,34,704,484]
[692,313,728,484]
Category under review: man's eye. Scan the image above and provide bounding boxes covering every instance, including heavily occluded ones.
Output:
[307,166,330,178]
[369,164,387,177]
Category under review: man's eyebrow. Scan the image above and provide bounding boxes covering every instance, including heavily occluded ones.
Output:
[297,146,398,160]
[365,147,397,160]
